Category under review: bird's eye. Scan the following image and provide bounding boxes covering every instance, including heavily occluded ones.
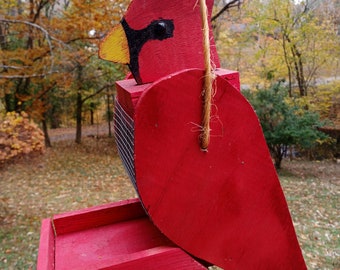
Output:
[154,22,167,38]
[150,19,174,41]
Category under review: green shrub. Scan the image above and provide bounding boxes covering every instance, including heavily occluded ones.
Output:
[243,83,329,169]
[0,112,45,165]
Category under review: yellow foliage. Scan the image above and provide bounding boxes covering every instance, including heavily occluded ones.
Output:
[0,111,45,165]
[311,81,340,119]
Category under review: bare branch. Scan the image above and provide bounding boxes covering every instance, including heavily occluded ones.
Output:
[0,71,58,79]
[82,83,115,103]
[211,0,242,22]
[0,65,29,70]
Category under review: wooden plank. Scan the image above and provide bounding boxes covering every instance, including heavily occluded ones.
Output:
[116,79,150,118]
[115,69,239,118]
[37,219,55,270]
[38,199,209,269]
[134,69,307,269]
[215,68,240,91]
[55,217,179,269]
[101,247,207,270]
[53,198,145,235]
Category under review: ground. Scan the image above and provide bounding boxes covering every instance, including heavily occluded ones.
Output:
[0,126,339,269]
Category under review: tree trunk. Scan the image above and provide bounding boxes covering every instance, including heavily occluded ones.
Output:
[50,113,61,129]
[42,118,52,147]
[90,109,94,125]
[75,64,83,144]
[271,145,283,170]
[291,44,307,97]
[75,91,82,144]
[283,33,308,97]
[4,93,15,112]
[282,36,293,97]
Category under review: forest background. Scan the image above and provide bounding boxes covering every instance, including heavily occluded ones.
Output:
[0,0,339,163]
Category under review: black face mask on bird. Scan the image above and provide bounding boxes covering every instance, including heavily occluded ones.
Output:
[99,18,174,85]
[121,18,175,84]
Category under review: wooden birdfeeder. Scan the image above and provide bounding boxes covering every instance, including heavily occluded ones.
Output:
[37,0,307,269]
[37,199,209,269]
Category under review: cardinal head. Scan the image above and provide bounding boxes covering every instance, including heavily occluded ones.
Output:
[99,0,220,84]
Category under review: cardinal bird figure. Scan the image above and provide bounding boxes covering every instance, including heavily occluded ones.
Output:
[99,0,307,269]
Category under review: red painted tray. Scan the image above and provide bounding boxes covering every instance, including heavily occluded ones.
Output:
[37,198,207,270]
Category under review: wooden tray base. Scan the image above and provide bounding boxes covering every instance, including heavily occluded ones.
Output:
[37,198,207,270]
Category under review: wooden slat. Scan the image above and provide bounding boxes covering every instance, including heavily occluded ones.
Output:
[53,198,145,235]
[38,200,208,269]
[101,247,207,270]
[116,68,239,118]
[37,219,55,270]
[116,79,149,118]
[54,217,186,270]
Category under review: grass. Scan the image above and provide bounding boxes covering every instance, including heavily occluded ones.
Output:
[0,137,137,269]
[0,136,339,269]
[279,162,340,269]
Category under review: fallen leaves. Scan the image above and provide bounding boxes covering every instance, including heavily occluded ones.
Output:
[279,160,340,269]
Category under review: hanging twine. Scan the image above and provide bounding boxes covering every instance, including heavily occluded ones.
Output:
[199,0,214,151]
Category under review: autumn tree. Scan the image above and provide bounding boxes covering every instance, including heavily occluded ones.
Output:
[1,0,129,144]
[258,0,338,97]
[0,0,60,146]
[214,0,339,96]
[70,56,124,143]
[54,0,128,143]
[0,1,56,112]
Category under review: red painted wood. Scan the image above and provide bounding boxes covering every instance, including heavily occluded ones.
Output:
[53,198,144,235]
[101,248,207,270]
[38,199,208,269]
[134,69,307,269]
[116,80,150,118]
[121,0,220,84]
[37,219,55,270]
[55,218,175,270]
[116,69,238,118]
[125,72,133,80]
[215,69,240,92]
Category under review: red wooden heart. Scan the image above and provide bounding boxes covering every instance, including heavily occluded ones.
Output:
[134,69,306,269]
